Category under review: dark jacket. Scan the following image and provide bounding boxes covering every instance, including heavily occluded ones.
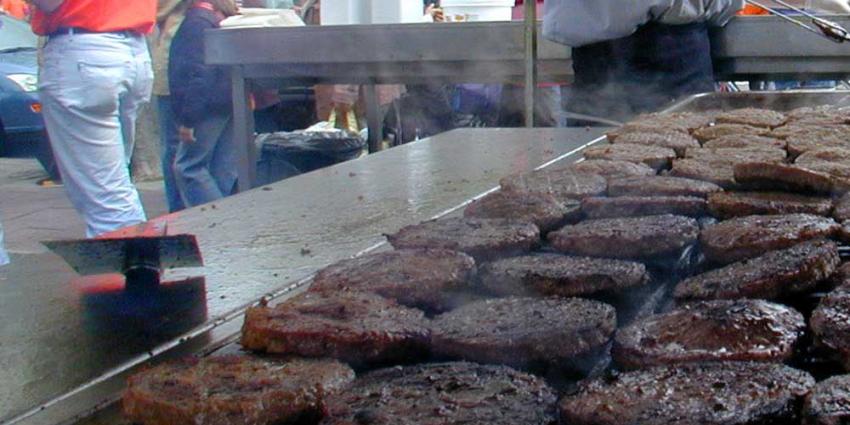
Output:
[169,7,232,128]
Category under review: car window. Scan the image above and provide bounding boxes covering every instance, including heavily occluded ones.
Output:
[0,14,37,51]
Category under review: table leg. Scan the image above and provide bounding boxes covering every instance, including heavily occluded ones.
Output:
[232,67,256,191]
[364,85,382,153]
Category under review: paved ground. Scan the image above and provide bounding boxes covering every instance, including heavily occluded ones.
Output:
[1,157,168,254]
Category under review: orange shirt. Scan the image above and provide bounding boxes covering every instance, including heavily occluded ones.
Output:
[0,0,30,20]
[31,0,156,35]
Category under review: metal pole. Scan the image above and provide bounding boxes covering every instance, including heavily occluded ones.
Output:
[523,0,537,127]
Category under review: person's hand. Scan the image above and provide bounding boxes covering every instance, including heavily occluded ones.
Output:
[425,4,444,22]
[178,126,196,143]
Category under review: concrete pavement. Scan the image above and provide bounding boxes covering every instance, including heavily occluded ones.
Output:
[1,157,168,254]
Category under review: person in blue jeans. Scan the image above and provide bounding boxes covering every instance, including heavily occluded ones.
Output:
[169,0,239,207]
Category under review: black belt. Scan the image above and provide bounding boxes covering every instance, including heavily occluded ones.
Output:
[48,27,138,37]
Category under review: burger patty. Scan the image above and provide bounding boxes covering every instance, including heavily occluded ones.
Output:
[320,362,559,425]
[811,285,850,371]
[784,127,850,157]
[557,159,656,179]
[123,356,355,425]
[684,146,787,164]
[385,217,540,262]
[430,297,616,369]
[669,158,738,189]
[707,191,834,219]
[308,248,476,313]
[560,362,815,425]
[699,214,840,265]
[607,176,723,198]
[786,105,850,125]
[733,162,846,196]
[463,190,579,232]
[477,253,650,297]
[582,143,676,171]
[802,375,850,425]
[613,299,805,370]
[548,214,699,260]
[611,131,700,157]
[769,123,850,140]
[796,147,850,166]
[693,123,770,142]
[581,195,707,218]
[606,124,690,142]
[674,240,840,302]
[702,134,787,150]
[715,107,787,128]
[241,292,431,367]
[499,169,607,201]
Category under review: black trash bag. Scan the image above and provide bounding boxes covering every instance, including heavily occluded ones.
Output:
[254,130,365,186]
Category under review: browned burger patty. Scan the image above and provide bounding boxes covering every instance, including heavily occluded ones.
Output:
[699,214,840,265]
[784,127,850,157]
[811,285,850,371]
[241,292,431,367]
[715,108,787,128]
[733,162,847,196]
[684,146,787,164]
[123,356,355,425]
[385,217,540,262]
[320,362,559,425]
[769,123,850,140]
[669,158,738,189]
[560,362,815,425]
[607,175,723,198]
[499,169,607,201]
[606,124,690,142]
[463,190,578,232]
[477,253,650,297]
[702,134,787,150]
[707,191,834,219]
[796,147,850,166]
[802,374,850,425]
[611,131,700,157]
[582,143,676,170]
[430,297,616,369]
[548,214,699,260]
[693,123,770,142]
[786,105,850,125]
[674,240,840,302]
[557,159,656,179]
[309,248,476,313]
[581,195,707,218]
[613,299,805,370]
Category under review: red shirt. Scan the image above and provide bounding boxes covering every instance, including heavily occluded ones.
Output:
[31,0,156,35]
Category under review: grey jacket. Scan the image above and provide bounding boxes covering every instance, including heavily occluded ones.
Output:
[543,0,744,47]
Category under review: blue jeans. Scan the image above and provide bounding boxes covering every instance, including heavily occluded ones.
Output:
[39,32,151,237]
[155,96,185,213]
[175,113,237,207]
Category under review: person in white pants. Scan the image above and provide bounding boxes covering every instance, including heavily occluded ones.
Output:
[0,220,9,267]
[30,0,156,238]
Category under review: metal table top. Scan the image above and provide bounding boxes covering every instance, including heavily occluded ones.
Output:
[2,127,609,425]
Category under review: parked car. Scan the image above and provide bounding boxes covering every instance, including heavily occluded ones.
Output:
[0,12,58,180]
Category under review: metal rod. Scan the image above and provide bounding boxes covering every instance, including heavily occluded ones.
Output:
[746,0,823,35]
[746,0,850,42]
[523,0,537,128]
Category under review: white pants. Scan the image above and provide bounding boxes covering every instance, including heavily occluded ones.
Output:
[0,220,9,266]
[39,32,152,238]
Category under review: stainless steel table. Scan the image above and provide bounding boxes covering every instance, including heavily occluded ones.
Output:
[3,127,609,425]
[206,16,850,191]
